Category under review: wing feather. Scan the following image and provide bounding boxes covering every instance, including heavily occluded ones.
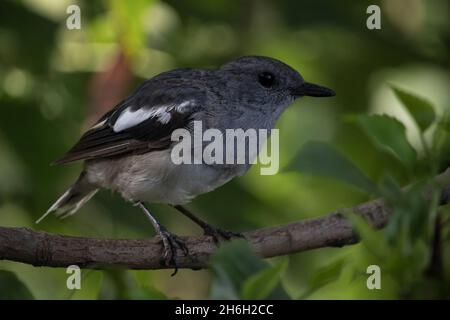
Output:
[54,75,205,164]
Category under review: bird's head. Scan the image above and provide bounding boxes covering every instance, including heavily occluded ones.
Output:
[219,56,335,112]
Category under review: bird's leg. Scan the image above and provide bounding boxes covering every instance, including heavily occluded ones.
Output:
[136,202,189,275]
[172,205,244,244]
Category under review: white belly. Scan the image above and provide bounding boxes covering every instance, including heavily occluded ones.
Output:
[85,150,240,205]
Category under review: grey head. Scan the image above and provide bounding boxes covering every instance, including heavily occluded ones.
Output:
[217,56,335,113]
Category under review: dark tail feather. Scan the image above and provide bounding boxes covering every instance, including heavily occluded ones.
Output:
[36,171,98,223]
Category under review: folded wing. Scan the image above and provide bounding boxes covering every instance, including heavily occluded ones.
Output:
[54,77,204,164]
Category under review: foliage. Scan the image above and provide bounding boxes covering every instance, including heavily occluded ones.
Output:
[0,270,34,299]
[355,114,417,171]
[289,87,450,298]
[209,239,290,300]
[288,140,379,194]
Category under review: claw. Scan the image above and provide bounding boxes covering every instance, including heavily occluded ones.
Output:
[172,205,243,246]
[203,225,244,245]
[158,228,190,276]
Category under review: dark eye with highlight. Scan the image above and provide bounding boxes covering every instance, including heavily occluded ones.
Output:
[258,72,275,88]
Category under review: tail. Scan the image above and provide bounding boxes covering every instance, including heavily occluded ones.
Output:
[36,171,98,224]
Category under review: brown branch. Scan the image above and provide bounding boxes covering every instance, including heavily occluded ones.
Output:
[1,169,450,270]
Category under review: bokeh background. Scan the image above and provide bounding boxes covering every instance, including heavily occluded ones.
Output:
[0,0,449,299]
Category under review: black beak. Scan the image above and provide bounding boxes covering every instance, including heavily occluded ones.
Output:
[293,82,335,97]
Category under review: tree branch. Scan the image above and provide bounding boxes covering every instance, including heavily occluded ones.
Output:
[1,169,450,270]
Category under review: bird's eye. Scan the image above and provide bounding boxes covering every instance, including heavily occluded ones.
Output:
[258,72,275,88]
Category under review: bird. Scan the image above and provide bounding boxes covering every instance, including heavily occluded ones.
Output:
[37,56,335,273]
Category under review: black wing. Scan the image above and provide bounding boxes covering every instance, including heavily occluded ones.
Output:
[54,75,205,164]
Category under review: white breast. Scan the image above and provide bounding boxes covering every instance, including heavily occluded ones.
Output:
[85,150,237,205]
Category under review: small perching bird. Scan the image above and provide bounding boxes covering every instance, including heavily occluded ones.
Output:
[38,56,335,273]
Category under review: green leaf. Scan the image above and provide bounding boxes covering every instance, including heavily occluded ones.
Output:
[209,239,290,299]
[347,211,387,258]
[287,141,378,194]
[0,270,34,299]
[440,112,450,133]
[129,270,167,300]
[392,86,436,132]
[241,259,288,300]
[356,114,416,170]
[69,270,103,300]
[299,258,346,299]
[386,182,434,246]
[379,174,404,203]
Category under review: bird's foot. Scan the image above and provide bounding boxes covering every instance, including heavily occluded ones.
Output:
[202,224,244,244]
[158,227,189,276]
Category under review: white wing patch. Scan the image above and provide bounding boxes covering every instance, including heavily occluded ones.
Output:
[113,107,157,132]
[112,101,194,132]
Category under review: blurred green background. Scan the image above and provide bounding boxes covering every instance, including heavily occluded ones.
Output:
[0,0,449,299]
